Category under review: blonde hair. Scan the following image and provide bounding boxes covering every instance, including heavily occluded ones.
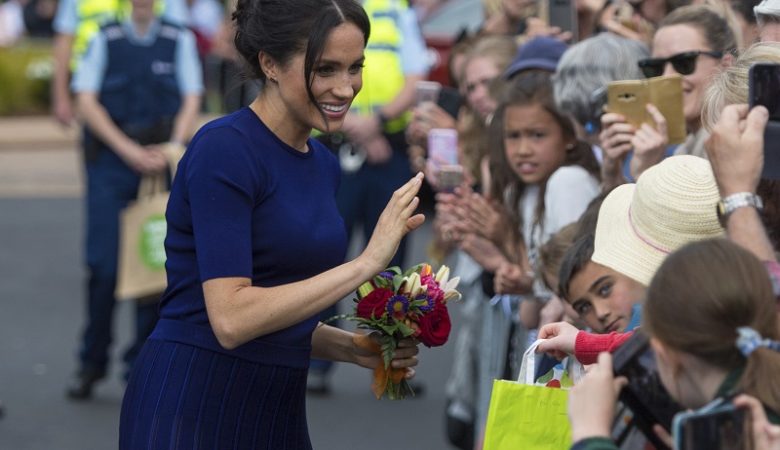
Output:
[459,35,517,187]
[702,42,780,131]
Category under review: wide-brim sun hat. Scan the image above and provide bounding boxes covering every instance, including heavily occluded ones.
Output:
[592,155,725,286]
[755,0,780,17]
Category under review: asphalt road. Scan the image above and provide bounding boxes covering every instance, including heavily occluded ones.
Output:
[0,142,459,450]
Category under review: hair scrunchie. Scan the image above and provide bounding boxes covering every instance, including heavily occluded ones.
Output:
[736,327,780,357]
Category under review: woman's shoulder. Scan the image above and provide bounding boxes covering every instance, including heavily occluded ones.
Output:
[187,109,270,160]
[192,108,254,143]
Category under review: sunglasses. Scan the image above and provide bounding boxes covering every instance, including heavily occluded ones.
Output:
[637,50,723,78]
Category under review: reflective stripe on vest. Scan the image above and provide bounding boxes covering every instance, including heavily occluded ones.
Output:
[351,0,408,134]
[72,0,128,69]
[72,0,163,69]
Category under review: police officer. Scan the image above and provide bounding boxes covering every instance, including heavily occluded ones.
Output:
[66,0,202,399]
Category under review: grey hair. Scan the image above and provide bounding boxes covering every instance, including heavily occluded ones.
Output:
[552,33,650,132]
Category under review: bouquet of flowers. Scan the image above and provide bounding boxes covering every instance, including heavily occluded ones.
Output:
[347,263,461,400]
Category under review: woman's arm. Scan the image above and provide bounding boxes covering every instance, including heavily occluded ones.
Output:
[203,174,426,350]
[705,104,776,262]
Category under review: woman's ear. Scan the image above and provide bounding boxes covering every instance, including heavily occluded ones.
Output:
[721,52,735,69]
[258,52,279,83]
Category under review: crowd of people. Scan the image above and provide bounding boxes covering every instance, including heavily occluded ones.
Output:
[10,0,780,447]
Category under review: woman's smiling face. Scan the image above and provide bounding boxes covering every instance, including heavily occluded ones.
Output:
[273,22,366,135]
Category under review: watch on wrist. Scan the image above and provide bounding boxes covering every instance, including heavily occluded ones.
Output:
[716,192,764,226]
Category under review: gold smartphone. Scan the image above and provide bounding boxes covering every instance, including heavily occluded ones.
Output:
[606,75,686,144]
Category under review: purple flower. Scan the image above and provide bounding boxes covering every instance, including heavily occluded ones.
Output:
[386,294,410,320]
[379,271,395,281]
[416,294,434,313]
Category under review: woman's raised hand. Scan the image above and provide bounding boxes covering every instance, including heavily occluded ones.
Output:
[361,173,426,273]
[629,104,668,180]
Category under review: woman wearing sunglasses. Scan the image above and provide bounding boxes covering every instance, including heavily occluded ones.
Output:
[599,5,737,182]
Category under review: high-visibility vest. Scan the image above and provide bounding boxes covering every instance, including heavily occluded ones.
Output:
[72,0,129,69]
[351,0,409,133]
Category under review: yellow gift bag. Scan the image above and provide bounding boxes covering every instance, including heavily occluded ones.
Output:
[483,339,584,450]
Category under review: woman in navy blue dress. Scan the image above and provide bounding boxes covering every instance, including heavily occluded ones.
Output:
[118,0,426,448]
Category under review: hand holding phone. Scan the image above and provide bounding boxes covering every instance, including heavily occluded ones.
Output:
[606,75,686,144]
[416,80,441,105]
[748,63,780,180]
[612,330,682,450]
[547,0,578,41]
[427,128,462,191]
[673,398,750,450]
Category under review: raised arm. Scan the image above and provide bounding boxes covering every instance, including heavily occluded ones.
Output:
[203,173,426,350]
[705,104,776,262]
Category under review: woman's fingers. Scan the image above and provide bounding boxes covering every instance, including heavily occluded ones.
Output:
[601,112,627,128]
[394,172,424,204]
[646,103,667,137]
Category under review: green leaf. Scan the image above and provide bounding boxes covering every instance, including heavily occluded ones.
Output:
[403,263,423,277]
[410,299,428,308]
[393,275,404,292]
[397,321,415,337]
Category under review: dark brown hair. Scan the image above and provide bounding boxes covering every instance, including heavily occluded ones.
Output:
[488,71,600,238]
[232,0,370,113]
[538,222,580,293]
[644,239,780,412]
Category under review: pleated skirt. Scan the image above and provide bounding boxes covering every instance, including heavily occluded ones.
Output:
[119,339,312,450]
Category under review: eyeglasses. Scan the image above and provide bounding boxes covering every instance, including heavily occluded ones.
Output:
[637,50,723,78]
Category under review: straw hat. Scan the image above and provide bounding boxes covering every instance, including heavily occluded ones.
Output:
[592,155,725,286]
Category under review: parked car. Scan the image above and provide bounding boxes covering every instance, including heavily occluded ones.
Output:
[419,0,484,87]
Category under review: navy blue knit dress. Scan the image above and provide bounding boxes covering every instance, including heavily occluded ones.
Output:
[119,107,348,449]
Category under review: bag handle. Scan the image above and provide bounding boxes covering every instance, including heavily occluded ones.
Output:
[137,173,166,199]
[517,339,586,386]
[160,142,185,180]
[136,143,186,200]
[518,339,545,385]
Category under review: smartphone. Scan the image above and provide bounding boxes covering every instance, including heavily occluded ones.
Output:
[612,330,683,450]
[416,80,442,105]
[748,63,780,180]
[606,75,686,144]
[548,0,577,41]
[438,164,465,192]
[672,398,750,450]
[427,128,458,167]
[437,86,463,120]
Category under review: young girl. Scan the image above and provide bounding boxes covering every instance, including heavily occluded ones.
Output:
[471,71,601,445]
[490,71,600,312]
[569,239,780,450]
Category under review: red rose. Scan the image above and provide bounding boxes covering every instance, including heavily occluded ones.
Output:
[416,299,451,347]
[356,288,393,320]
